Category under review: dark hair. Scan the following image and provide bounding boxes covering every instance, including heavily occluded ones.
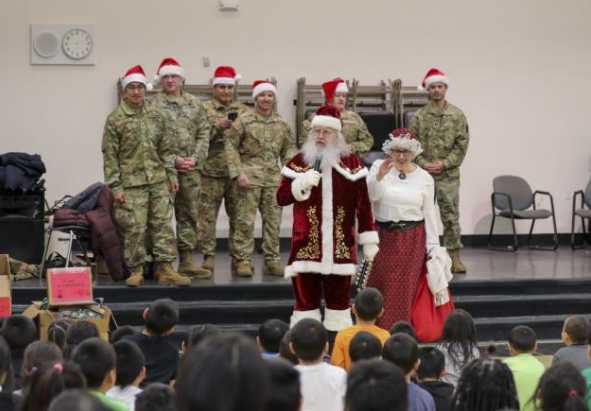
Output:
[264,359,301,411]
[176,333,270,411]
[508,325,537,353]
[65,321,99,358]
[145,299,179,336]
[389,321,417,340]
[278,331,298,365]
[346,359,408,411]
[136,383,176,411]
[113,340,145,387]
[48,389,111,411]
[71,338,116,389]
[440,309,479,370]
[21,361,86,411]
[382,333,418,374]
[418,347,445,380]
[451,359,519,411]
[0,336,14,392]
[21,341,63,388]
[186,324,221,350]
[354,288,384,321]
[47,320,71,352]
[290,319,328,362]
[1,314,37,349]
[564,316,591,345]
[258,319,289,354]
[533,362,588,411]
[110,326,137,344]
[349,331,382,364]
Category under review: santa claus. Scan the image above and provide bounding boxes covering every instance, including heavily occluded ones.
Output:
[277,105,379,332]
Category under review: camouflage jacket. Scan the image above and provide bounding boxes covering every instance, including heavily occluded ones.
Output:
[147,91,210,173]
[302,110,374,154]
[202,99,250,178]
[102,100,177,194]
[226,110,297,187]
[410,102,469,179]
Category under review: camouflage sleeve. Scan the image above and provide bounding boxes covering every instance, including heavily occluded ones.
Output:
[157,114,178,185]
[101,118,123,195]
[442,113,469,170]
[225,119,244,180]
[192,103,211,169]
[350,113,374,154]
[280,123,298,164]
[410,113,428,167]
[300,119,311,146]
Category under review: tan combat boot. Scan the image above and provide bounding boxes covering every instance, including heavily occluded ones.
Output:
[154,262,191,286]
[449,250,467,274]
[178,251,212,279]
[126,267,144,287]
[202,255,215,274]
[234,260,254,277]
[263,260,284,277]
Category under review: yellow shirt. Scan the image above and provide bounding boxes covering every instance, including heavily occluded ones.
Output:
[330,323,390,371]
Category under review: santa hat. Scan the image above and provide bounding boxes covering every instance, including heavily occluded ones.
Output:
[120,65,150,90]
[422,67,449,89]
[252,80,277,98]
[154,57,185,84]
[322,78,349,104]
[382,128,423,156]
[311,105,342,132]
[213,66,242,86]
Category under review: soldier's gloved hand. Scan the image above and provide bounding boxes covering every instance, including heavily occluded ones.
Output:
[362,243,379,261]
[301,170,321,189]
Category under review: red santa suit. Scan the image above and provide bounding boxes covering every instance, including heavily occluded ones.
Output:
[277,152,379,331]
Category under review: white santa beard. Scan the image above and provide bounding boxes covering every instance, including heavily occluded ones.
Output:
[302,131,350,170]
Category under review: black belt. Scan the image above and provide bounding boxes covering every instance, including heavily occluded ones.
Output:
[376,220,424,231]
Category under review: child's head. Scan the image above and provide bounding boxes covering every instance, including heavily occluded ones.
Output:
[382,333,419,377]
[0,336,12,390]
[561,315,590,345]
[258,319,289,354]
[109,326,137,344]
[48,389,111,411]
[442,309,477,344]
[144,299,179,336]
[417,347,445,381]
[508,325,537,354]
[264,358,301,411]
[353,288,384,322]
[113,340,145,388]
[47,320,71,352]
[278,331,298,365]
[21,341,63,387]
[533,362,588,411]
[389,321,417,340]
[349,331,382,364]
[71,338,116,391]
[1,314,37,351]
[135,383,176,411]
[65,321,99,358]
[289,319,328,363]
[186,324,221,351]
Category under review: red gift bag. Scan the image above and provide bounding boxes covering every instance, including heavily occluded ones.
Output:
[411,271,455,342]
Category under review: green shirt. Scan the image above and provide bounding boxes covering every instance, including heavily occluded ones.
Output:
[582,367,591,410]
[91,390,129,411]
[503,354,545,411]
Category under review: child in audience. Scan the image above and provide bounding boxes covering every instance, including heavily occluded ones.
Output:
[349,331,382,365]
[383,333,436,411]
[278,330,298,365]
[48,390,111,411]
[257,319,289,359]
[123,299,184,385]
[503,325,545,411]
[331,288,390,370]
[533,362,588,411]
[72,338,128,411]
[265,358,301,411]
[345,359,408,411]
[390,320,418,339]
[184,324,221,351]
[435,309,480,387]
[451,359,519,411]
[0,314,37,388]
[110,326,138,344]
[18,341,63,395]
[135,383,176,411]
[552,315,591,371]
[107,341,146,411]
[417,347,454,411]
[65,321,100,358]
[291,319,347,411]
[47,320,71,352]
[0,336,17,411]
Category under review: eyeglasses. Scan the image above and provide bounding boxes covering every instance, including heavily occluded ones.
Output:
[392,150,412,157]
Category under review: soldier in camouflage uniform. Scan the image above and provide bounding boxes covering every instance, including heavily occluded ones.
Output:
[226,80,297,277]
[410,68,469,273]
[302,78,373,154]
[148,57,211,279]
[102,65,191,287]
[197,66,249,274]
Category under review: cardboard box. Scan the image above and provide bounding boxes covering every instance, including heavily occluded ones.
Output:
[0,255,12,317]
[22,302,112,341]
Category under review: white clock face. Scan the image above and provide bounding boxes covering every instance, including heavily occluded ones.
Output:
[62,28,93,60]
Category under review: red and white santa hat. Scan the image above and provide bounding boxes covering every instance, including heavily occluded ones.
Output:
[422,67,449,89]
[311,105,342,132]
[322,78,349,104]
[120,65,149,89]
[382,128,423,156]
[212,66,242,86]
[252,80,277,98]
[154,57,185,83]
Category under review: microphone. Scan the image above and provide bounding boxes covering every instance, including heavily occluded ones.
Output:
[313,156,322,172]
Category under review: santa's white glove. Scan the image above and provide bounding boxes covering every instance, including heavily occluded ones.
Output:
[301,170,321,189]
[362,243,379,261]
[292,170,321,202]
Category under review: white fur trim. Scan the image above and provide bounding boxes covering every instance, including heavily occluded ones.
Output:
[284,261,357,278]
[425,74,449,89]
[281,165,303,180]
[311,115,342,131]
[358,231,379,245]
[291,177,312,202]
[324,308,353,331]
[252,82,277,98]
[321,163,334,280]
[290,309,322,328]
[332,163,368,182]
[335,82,349,94]
[213,77,236,85]
[158,65,185,79]
[382,136,423,156]
[121,73,147,89]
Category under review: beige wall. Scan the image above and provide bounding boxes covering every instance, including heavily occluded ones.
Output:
[2,0,591,236]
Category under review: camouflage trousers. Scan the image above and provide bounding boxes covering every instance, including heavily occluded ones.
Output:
[113,182,176,270]
[196,175,237,257]
[232,185,282,263]
[434,176,462,250]
[174,171,201,252]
